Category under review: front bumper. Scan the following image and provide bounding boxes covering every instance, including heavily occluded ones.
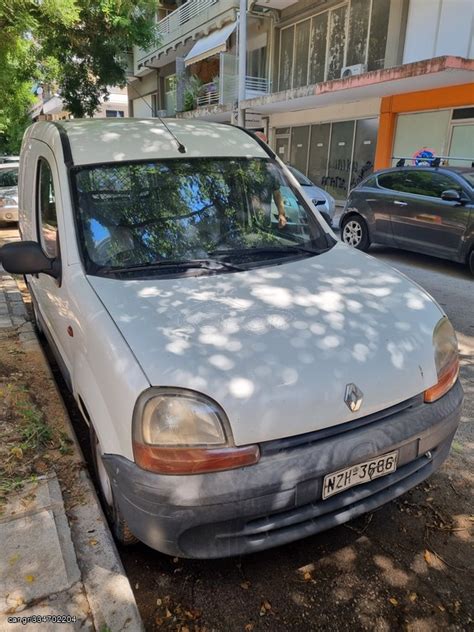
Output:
[104,381,463,559]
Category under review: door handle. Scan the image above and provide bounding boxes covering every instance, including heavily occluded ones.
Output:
[393,200,408,206]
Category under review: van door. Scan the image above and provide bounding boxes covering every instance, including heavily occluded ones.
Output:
[28,147,73,385]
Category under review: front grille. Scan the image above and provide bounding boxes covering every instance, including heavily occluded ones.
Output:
[260,394,422,456]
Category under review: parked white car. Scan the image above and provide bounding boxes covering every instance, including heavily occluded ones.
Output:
[0,119,463,558]
[287,165,336,227]
[0,162,19,224]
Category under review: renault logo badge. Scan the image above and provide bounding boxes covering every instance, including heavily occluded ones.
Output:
[344,383,363,412]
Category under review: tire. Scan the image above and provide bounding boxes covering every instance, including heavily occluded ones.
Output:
[341,215,371,252]
[468,249,474,276]
[89,426,138,545]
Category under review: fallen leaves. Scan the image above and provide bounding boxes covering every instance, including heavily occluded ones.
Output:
[389,597,398,606]
[240,580,251,590]
[259,600,273,616]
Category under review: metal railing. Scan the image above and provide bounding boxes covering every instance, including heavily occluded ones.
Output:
[194,75,271,109]
[156,0,219,36]
[196,82,220,107]
[245,76,271,96]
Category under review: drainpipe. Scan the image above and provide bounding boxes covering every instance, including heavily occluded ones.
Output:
[237,0,247,127]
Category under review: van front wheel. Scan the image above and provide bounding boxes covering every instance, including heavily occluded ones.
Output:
[89,427,138,546]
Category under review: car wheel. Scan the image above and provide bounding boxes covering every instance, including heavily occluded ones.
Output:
[341,215,370,251]
[89,426,138,545]
[468,250,474,276]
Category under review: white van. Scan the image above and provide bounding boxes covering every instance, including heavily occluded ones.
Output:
[1,119,463,558]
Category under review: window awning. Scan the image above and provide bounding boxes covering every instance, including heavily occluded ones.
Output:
[184,22,237,67]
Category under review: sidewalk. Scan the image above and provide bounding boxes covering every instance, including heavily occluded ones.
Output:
[0,268,143,632]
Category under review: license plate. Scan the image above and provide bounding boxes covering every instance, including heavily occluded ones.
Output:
[322,451,398,500]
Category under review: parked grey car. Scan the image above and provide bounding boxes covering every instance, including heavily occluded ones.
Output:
[340,166,474,275]
[287,165,336,227]
[0,163,19,224]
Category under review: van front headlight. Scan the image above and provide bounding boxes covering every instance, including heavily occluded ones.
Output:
[132,387,259,474]
[424,317,459,403]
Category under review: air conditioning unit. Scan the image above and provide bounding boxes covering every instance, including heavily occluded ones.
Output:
[340,64,367,79]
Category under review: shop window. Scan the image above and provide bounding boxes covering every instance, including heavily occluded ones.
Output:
[308,123,330,187]
[325,120,354,199]
[290,126,310,173]
[392,111,451,165]
[452,107,474,120]
[350,118,378,188]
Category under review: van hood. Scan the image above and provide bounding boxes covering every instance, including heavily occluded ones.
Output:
[88,244,443,446]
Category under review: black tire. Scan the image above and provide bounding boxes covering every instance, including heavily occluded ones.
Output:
[341,214,371,252]
[89,426,138,546]
[468,249,474,276]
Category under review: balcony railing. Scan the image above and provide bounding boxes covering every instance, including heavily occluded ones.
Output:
[196,82,220,107]
[156,0,219,37]
[245,75,271,97]
[194,74,271,109]
[135,0,239,73]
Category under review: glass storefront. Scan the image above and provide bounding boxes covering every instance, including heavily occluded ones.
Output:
[393,108,474,168]
[275,117,378,200]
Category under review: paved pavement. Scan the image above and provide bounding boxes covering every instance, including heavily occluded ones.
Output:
[0,246,144,631]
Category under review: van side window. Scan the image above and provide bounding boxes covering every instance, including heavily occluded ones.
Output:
[38,159,58,258]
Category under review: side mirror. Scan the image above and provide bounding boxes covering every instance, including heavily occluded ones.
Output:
[441,189,462,203]
[0,241,60,279]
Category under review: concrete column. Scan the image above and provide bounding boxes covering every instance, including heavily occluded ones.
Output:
[237,0,247,127]
[175,57,186,113]
[384,0,409,68]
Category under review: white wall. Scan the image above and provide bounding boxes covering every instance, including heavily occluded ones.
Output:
[403,0,474,63]
[132,95,153,118]
[269,98,381,129]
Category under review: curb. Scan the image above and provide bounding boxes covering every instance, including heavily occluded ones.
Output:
[12,279,144,632]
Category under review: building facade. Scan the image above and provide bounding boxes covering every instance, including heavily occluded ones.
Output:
[30,86,129,122]
[129,0,474,201]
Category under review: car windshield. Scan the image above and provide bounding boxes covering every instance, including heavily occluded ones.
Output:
[288,166,313,187]
[0,168,18,188]
[73,157,333,275]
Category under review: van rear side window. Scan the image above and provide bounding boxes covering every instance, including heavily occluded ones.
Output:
[38,159,58,258]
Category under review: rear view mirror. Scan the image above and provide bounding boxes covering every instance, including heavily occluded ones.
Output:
[441,189,462,203]
[0,241,60,279]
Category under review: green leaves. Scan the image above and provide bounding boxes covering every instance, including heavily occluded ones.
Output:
[0,0,160,152]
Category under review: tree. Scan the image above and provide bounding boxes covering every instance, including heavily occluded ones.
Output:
[0,0,159,153]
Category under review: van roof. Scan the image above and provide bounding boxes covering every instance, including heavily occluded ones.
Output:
[27,119,269,166]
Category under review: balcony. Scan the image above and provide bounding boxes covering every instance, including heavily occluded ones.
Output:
[194,74,271,109]
[133,0,240,75]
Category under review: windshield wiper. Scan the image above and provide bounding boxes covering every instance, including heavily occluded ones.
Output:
[209,244,325,261]
[98,258,245,276]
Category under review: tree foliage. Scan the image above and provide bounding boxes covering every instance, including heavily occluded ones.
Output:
[0,0,159,153]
